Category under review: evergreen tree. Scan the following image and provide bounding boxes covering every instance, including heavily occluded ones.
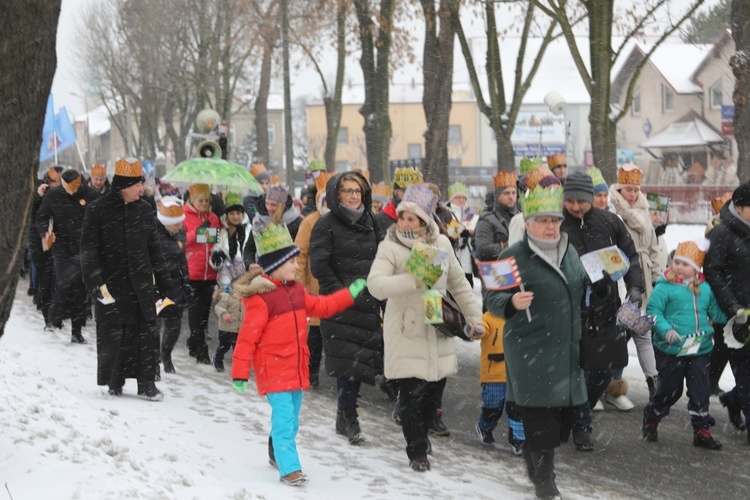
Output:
[682,0,731,44]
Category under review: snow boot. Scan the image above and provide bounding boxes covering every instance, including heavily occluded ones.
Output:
[280,471,308,486]
[137,384,164,402]
[213,353,225,372]
[531,449,561,499]
[71,332,87,344]
[475,421,496,446]
[409,456,431,472]
[572,431,594,452]
[163,356,176,374]
[429,408,451,436]
[646,376,658,401]
[719,392,746,431]
[336,410,364,445]
[642,417,659,442]
[693,429,722,450]
[604,379,634,411]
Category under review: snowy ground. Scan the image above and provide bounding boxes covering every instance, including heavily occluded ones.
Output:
[0,224,707,499]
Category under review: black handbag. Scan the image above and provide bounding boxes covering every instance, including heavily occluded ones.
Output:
[579,327,629,370]
[435,292,471,341]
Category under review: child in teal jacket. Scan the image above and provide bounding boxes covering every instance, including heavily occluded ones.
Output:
[642,239,727,449]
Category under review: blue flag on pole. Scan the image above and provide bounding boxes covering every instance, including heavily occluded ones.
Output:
[40,105,77,162]
[39,95,56,162]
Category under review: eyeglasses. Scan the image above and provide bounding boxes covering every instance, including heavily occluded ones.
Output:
[532,217,563,226]
[341,189,362,196]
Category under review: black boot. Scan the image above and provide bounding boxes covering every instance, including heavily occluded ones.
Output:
[336,410,364,445]
[719,392,746,430]
[522,446,536,483]
[530,449,561,499]
[646,376,658,401]
[137,383,164,402]
[71,331,87,344]
[429,408,451,437]
[268,436,278,469]
[162,352,175,374]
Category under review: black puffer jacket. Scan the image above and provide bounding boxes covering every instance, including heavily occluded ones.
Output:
[310,172,386,384]
[81,191,178,325]
[155,221,190,317]
[474,203,518,261]
[561,206,643,330]
[705,202,750,357]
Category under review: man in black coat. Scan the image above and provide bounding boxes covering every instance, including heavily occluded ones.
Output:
[561,172,643,452]
[29,166,63,328]
[704,183,750,440]
[80,158,178,401]
[37,169,100,342]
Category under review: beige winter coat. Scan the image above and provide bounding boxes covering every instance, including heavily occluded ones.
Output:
[214,288,244,333]
[367,220,482,382]
[609,187,662,302]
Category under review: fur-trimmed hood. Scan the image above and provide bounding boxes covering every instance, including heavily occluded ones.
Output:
[232,268,278,298]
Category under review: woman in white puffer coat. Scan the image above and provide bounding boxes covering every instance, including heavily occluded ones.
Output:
[367,184,482,473]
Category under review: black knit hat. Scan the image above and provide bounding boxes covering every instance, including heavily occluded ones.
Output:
[257,246,301,275]
[732,182,750,208]
[563,171,594,204]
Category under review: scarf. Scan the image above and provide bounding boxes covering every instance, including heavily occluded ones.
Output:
[527,232,560,266]
[609,188,652,243]
[388,221,437,249]
[338,203,365,223]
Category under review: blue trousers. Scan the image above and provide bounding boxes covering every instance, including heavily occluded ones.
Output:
[724,356,750,429]
[644,351,713,430]
[477,382,526,443]
[267,391,303,477]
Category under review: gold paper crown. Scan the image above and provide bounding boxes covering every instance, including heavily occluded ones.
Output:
[519,156,543,175]
[393,167,423,188]
[188,184,210,198]
[547,153,567,168]
[115,158,143,178]
[48,167,62,182]
[493,171,517,190]
[353,168,370,182]
[157,199,184,218]
[674,241,707,271]
[618,163,642,186]
[448,182,467,199]
[269,174,281,185]
[585,167,607,187]
[525,165,554,190]
[90,164,107,177]
[711,192,732,214]
[521,185,564,219]
[254,223,295,257]
[371,182,391,199]
[315,171,333,192]
[62,175,82,193]
[250,162,267,177]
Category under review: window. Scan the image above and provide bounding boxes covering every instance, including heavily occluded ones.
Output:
[631,88,641,116]
[710,80,723,109]
[448,125,461,144]
[662,84,674,113]
[268,123,276,146]
[337,127,348,145]
[408,143,421,160]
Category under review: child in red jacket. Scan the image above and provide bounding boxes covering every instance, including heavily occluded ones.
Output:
[231,223,365,486]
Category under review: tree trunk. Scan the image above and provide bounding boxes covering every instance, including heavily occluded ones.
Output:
[0,0,61,338]
[324,0,347,172]
[421,0,457,195]
[354,0,394,184]
[254,40,273,167]
[495,127,515,173]
[587,1,618,181]
[732,0,750,183]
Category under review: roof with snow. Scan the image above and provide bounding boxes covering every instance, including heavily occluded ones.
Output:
[640,111,723,148]
[76,104,111,137]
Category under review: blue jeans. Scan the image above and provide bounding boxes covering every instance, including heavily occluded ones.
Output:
[724,356,750,429]
[478,382,526,443]
[267,391,303,477]
[573,324,616,435]
[644,351,713,430]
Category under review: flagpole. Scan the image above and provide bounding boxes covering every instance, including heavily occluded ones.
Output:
[519,283,533,323]
[74,139,87,172]
[53,131,58,165]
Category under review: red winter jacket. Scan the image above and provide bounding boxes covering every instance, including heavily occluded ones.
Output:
[183,202,220,281]
[231,269,354,395]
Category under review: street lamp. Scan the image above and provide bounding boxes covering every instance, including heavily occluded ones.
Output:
[70,92,90,167]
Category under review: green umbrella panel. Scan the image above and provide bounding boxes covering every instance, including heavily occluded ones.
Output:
[162,157,263,194]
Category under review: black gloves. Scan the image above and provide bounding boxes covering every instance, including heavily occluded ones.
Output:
[627,287,643,308]
[654,224,667,237]
[182,282,195,298]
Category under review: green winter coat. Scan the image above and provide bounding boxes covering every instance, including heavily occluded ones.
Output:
[646,274,727,357]
[484,232,588,408]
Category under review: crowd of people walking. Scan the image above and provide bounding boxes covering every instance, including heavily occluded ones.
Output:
[22,155,750,498]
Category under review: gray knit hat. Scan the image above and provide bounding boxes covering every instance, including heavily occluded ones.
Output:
[563,171,594,204]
